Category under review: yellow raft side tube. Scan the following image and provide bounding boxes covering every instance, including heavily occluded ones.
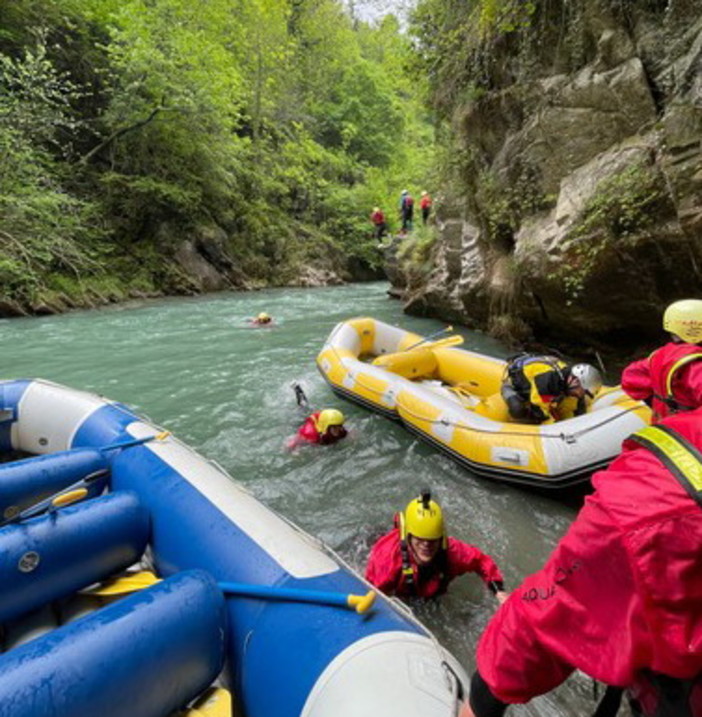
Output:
[317,318,403,410]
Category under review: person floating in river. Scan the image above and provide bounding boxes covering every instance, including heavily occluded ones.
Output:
[287,384,348,448]
[501,354,602,424]
[365,490,507,603]
[290,409,347,447]
[622,299,702,422]
[459,408,702,717]
[249,312,273,326]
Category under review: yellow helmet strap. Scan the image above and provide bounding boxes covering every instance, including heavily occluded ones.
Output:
[398,511,407,541]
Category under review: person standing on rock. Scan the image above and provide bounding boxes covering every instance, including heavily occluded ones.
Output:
[370,207,387,241]
[622,299,702,422]
[419,191,432,225]
[399,190,414,234]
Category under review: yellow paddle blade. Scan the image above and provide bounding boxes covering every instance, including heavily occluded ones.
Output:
[418,334,464,351]
[155,431,171,441]
[81,571,160,596]
[182,687,232,717]
[52,488,89,508]
[347,590,376,614]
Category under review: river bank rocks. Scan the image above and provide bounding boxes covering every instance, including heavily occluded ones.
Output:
[395,1,702,350]
[0,219,384,318]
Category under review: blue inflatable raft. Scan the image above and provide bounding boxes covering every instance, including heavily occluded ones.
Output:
[0,379,468,717]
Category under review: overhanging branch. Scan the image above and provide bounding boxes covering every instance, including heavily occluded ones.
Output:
[80,106,165,164]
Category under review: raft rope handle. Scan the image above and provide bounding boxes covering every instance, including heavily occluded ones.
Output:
[325,342,642,441]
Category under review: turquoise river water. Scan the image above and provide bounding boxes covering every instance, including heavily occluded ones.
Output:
[0,282,608,716]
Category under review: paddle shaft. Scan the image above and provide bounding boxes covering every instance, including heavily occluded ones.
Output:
[100,432,168,453]
[0,469,108,527]
[219,581,348,606]
[404,325,453,351]
[218,581,375,613]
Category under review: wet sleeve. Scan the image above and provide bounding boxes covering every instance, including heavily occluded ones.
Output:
[676,361,702,408]
[526,368,556,422]
[365,533,402,596]
[448,539,503,587]
[475,497,642,704]
[621,358,653,401]
[554,395,581,420]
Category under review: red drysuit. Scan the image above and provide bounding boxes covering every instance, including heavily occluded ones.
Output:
[366,528,503,599]
[622,342,702,421]
[474,409,702,714]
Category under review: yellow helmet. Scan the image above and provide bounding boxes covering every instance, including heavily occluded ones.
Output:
[314,409,345,434]
[663,300,702,343]
[257,312,271,322]
[400,490,446,547]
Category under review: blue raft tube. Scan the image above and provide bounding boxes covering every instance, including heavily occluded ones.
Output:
[0,379,469,717]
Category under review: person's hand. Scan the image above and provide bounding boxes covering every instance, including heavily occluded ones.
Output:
[495,590,509,605]
[458,700,477,717]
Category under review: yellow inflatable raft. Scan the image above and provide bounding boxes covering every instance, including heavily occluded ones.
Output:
[317,318,651,489]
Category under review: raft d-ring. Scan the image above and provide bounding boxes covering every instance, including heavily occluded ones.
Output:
[18,551,40,573]
[562,434,577,444]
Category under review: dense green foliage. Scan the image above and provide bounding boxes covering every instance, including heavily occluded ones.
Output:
[0,0,432,310]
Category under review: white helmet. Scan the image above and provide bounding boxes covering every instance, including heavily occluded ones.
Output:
[570,364,602,398]
[663,299,702,343]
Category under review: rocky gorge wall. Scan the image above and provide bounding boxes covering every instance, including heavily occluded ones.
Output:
[396,0,702,352]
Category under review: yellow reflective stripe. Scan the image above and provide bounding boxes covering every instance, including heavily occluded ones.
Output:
[665,353,702,397]
[634,426,702,491]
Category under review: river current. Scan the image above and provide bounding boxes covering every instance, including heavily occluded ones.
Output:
[1,282,606,716]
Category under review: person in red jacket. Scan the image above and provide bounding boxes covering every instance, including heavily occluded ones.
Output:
[365,490,507,602]
[622,299,702,422]
[460,408,702,717]
[369,207,387,241]
[287,408,347,449]
[419,191,432,225]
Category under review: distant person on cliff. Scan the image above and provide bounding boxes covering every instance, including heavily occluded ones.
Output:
[459,408,702,717]
[622,299,702,422]
[501,354,602,424]
[365,490,507,603]
[249,312,273,326]
[419,191,432,225]
[286,384,348,448]
[399,190,414,234]
[370,207,387,241]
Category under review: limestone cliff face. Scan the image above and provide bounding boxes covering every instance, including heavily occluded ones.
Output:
[401,1,702,347]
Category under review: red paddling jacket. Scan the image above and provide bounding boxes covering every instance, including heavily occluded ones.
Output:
[365,528,503,599]
[473,409,702,715]
[295,412,347,445]
[622,342,702,421]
